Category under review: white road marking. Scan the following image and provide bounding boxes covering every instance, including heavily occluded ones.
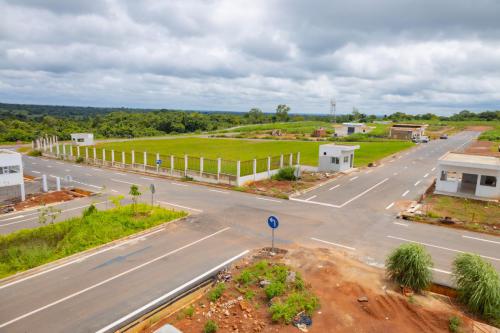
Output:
[393,222,409,227]
[387,235,500,261]
[114,172,126,176]
[74,165,82,168]
[55,162,64,165]
[157,200,203,212]
[209,189,229,194]
[85,173,92,177]
[31,162,37,165]
[393,172,398,176]
[95,248,248,333]
[402,190,409,197]
[171,182,189,187]
[328,185,340,191]
[311,237,356,251]
[47,165,52,168]
[398,156,402,159]
[256,197,282,203]
[111,189,119,193]
[404,166,408,169]
[0,228,232,328]
[431,268,451,275]
[2,214,26,221]
[462,235,500,245]
[385,202,395,210]
[49,175,57,178]
[110,178,136,185]
[92,168,103,172]
[431,167,436,171]
[423,173,429,178]
[349,176,358,181]
[71,180,103,189]
[305,195,317,201]
[141,177,155,181]
[414,180,421,186]
[65,169,70,172]
[365,170,373,174]
[31,171,41,174]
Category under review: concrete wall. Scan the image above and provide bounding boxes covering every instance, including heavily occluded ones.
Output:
[0,151,24,187]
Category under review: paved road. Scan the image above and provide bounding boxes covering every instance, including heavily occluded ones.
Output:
[1,131,499,332]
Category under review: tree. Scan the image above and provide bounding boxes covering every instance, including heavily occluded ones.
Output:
[275,104,290,122]
[129,184,141,211]
[247,108,264,123]
[453,253,500,320]
[386,243,433,292]
[38,205,61,225]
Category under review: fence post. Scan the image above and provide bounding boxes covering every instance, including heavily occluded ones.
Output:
[156,153,160,173]
[217,158,221,181]
[102,149,106,164]
[131,150,135,166]
[20,183,26,201]
[184,155,188,176]
[280,154,283,168]
[170,155,174,175]
[42,174,48,192]
[93,147,97,163]
[296,152,301,166]
[62,144,66,157]
[77,146,81,158]
[236,160,241,186]
[200,157,204,176]
[69,145,73,157]
[111,150,115,166]
[85,147,89,160]
[56,176,61,191]
[56,144,60,156]
[267,156,271,177]
[253,159,257,180]
[289,153,293,166]
[143,151,147,170]
[122,151,126,166]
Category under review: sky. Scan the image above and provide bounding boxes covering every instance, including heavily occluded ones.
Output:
[1,0,499,115]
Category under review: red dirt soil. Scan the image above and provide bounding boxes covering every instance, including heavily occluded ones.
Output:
[153,247,476,333]
[464,140,500,157]
[13,190,89,211]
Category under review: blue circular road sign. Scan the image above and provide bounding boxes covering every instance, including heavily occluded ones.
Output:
[267,215,279,229]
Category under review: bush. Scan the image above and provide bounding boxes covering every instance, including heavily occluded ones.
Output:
[272,166,297,181]
[203,320,218,333]
[448,316,461,333]
[28,149,42,157]
[452,253,500,320]
[75,156,84,163]
[270,291,319,324]
[183,305,195,318]
[265,281,285,299]
[208,282,226,302]
[386,243,433,292]
[82,204,98,217]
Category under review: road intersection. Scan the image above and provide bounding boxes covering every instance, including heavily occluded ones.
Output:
[0,131,498,332]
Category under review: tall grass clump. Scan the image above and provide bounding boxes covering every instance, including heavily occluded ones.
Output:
[272,166,297,181]
[386,243,433,292]
[453,253,500,322]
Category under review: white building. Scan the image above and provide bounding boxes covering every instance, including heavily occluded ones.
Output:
[0,149,25,201]
[334,123,372,137]
[435,152,499,200]
[71,133,94,146]
[318,144,359,172]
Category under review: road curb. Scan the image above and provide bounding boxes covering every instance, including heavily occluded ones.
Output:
[0,214,191,287]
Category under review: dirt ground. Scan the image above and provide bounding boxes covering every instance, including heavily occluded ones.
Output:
[152,247,477,333]
[464,140,500,157]
[13,189,91,211]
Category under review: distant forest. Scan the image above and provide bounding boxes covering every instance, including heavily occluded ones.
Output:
[0,102,498,142]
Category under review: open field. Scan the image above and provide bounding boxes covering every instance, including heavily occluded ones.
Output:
[95,137,413,168]
[0,204,186,278]
[217,121,334,134]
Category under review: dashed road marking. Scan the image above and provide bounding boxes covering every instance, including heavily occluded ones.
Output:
[311,237,356,251]
[256,197,282,203]
[393,222,409,227]
[157,200,203,212]
[171,182,189,187]
[402,190,410,197]
[209,189,229,194]
[328,185,340,191]
[462,235,500,245]
[414,180,421,186]
[431,167,436,171]
[349,176,359,181]
[31,171,41,174]
[423,173,429,178]
[385,202,395,210]
[305,195,317,201]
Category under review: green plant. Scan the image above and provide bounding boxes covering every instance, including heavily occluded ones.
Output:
[75,156,84,163]
[203,320,218,333]
[452,253,500,320]
[208,282,226,302]
[448,316,461,333]
[244,289,255,300]
[82,204,98,217]
[265,281,285,300]
[272,166,297,181]
[183,305,195,318]
[386,243,433,292]
[270,291,319,324]
[109,195,124,208]
[129,185,141,210]
[38,205,62,225]
[28,149,42,157]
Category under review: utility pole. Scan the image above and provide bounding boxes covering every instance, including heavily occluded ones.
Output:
[330,98,336,124]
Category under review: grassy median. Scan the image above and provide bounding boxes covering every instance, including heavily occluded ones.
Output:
[0,204,186,279]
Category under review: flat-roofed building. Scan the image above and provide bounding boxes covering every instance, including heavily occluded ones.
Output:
[71,133,94,146]
[0,149,25,201]
[435,152,500,200]
[389,124,427,140]
[334,123,372,137]
[318,144,359,172]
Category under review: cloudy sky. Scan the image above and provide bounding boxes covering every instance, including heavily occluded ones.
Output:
[1,0,499,115]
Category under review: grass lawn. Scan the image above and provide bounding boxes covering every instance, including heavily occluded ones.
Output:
[425,194,500,233]
[95,137,413,168]
[218,121,334,134]
[0,204,186,278]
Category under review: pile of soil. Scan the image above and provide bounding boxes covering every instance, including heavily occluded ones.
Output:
[463,140,500,157]
[13,189,90,211]
[151,247,475,333]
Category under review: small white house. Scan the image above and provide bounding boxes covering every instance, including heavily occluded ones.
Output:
[435,152,500,200]
[71,133,94,146]
[318,144,359,172]
[0,149,25,201]
[334,123,371,137]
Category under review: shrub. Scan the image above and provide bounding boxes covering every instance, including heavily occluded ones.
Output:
[270,291,319,324]
[452,253,500,320]
[272,166,297,181]
[82,204,98,217]
[386,243,433,292]
[183,305,195,318]
[448,316,461,333]
[265,281,285,300]
[203,320,218,333]
[208,282,226,302]
[75,156,84,163]
[28,149,42,157]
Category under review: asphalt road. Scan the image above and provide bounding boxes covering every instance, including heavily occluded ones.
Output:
[1,130,499,332]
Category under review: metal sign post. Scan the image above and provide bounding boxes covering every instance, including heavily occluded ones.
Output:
[149,184,156,206]
[267,215,279,254]
[156,159,162,173]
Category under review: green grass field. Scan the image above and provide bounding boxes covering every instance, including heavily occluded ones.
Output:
[94,137,413,169]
